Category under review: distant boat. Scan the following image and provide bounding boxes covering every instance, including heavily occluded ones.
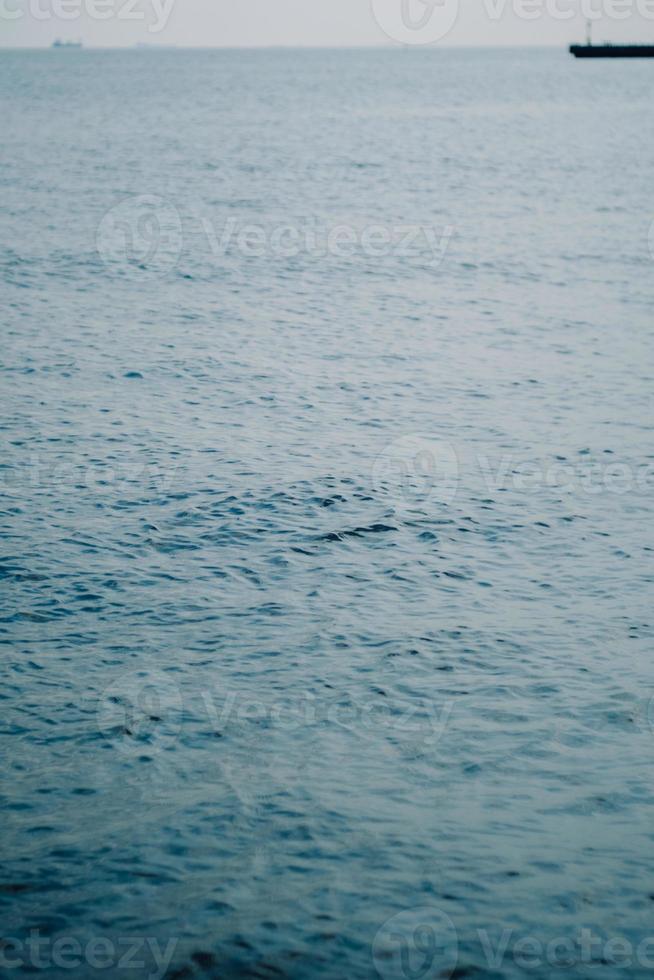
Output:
[570,19,654,57]
[52,39,82,48]
[570,43,654,57]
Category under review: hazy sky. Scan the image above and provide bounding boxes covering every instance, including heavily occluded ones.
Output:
[3,0,654,47]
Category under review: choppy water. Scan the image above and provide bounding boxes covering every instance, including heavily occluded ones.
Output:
[2,47,654,980]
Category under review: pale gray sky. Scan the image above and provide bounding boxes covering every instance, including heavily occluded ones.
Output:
[2,0,654,47]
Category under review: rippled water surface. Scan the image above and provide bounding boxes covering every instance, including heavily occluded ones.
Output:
[2,48,654,979]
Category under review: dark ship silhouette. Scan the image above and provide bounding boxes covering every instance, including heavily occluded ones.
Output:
[571,20,654,56]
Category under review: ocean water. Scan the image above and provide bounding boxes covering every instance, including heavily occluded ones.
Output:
[2,47,654,980]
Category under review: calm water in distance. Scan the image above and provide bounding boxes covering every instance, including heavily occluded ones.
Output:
[2,47,654,979]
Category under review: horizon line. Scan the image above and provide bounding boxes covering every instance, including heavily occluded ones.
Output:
[0,42,588,51]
